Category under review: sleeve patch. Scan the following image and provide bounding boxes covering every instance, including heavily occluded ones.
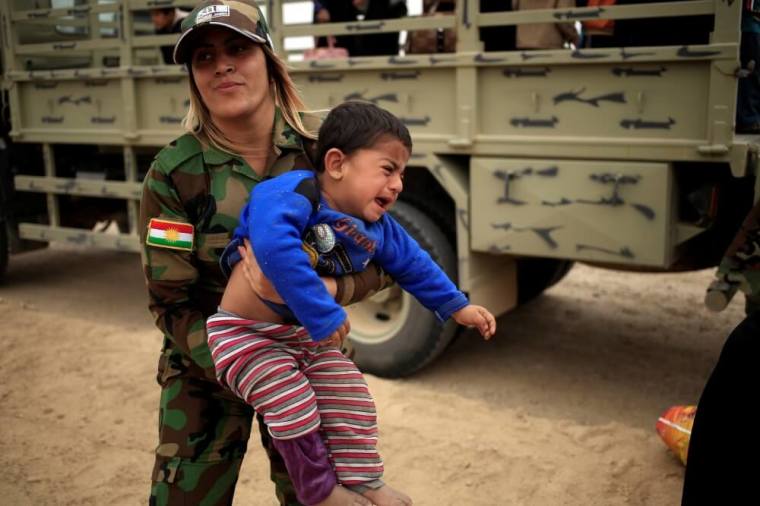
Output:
[146,218,195,251]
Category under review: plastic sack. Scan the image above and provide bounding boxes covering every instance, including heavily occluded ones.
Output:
[656,405,696,465]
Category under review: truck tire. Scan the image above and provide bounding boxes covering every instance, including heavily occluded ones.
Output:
[349,201,459,378]
[516,257,574,304]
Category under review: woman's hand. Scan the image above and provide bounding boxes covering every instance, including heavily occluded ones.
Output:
[237,239,284,303]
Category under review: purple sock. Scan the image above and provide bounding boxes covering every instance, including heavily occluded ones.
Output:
[272,431,337,505]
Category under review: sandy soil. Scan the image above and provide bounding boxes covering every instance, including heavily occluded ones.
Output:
[0,244,746,505]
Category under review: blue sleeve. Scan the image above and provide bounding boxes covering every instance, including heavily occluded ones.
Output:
[248,177,347,341]
[374,216,468,322]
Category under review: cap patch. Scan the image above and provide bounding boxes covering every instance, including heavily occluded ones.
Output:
[196,5,231,24]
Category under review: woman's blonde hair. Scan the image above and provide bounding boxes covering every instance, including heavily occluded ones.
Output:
[182,43,316,154]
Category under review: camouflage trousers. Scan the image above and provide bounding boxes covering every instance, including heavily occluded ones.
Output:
[149,342,302,506]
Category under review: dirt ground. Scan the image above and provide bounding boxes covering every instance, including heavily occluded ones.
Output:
[0,244,746,505]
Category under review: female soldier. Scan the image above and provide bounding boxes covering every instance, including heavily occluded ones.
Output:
[139,1,388,504]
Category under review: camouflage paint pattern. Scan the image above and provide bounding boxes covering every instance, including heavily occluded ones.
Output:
[141,110,323,505]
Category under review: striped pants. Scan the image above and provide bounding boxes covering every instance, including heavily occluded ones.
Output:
[206,310,384,490]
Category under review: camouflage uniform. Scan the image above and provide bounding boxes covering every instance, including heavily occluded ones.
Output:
[140,111,322,506]
[713,199,760,314]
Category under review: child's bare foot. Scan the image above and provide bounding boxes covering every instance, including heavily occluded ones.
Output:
[362,484,412,506]
[315,485,375,506]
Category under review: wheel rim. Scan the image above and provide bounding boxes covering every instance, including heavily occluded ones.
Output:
[347,286,411,345]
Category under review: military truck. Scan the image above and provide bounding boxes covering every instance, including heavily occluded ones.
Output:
[1,0,756,377]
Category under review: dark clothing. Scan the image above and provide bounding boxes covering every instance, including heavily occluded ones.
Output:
[480,0,516,52]
[314,0,407,56]
[157,16,183,64]
[614,0,711,47]
[681,311,760,506]
[684,166,760,505]
[737,29,760,130]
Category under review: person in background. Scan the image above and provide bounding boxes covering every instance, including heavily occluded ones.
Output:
[680,201,760,504]
[150,7,187,64]
[512,0,579,50]
[680,312,759,505]
[580,0,618,48]
[613,0,710,48]
[480,0,516,52]
[405,0,457,54]
[140,1,388,504]
[736,1,760,134]
[313,0,407,56]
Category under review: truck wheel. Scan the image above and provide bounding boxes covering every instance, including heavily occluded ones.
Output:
[348,201,459,378]
[517,257,574,304]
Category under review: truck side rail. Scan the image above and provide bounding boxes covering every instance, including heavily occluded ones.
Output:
[0,0,746,255]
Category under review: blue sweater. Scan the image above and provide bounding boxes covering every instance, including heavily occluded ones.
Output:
[223,170,468,341]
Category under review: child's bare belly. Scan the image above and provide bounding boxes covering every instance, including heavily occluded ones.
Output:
[219,263,284,323]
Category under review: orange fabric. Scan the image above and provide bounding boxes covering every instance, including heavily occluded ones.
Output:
[583,0,615,33]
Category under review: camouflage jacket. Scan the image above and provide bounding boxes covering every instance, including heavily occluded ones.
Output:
[139,110,322,376]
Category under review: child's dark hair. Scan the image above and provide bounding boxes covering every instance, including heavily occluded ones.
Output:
[315,101,412,172]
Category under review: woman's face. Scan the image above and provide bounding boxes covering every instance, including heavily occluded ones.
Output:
[190,27,272,124]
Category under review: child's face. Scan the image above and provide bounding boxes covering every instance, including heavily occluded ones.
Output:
[328,136,409,222]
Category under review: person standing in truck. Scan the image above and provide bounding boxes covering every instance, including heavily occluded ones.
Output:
[313,0,407,56]
[150,6,187,64]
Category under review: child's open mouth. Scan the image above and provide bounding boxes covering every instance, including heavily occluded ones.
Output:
[375,197,393,210]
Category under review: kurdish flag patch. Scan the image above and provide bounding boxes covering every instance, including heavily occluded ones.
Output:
[146,218,194,251]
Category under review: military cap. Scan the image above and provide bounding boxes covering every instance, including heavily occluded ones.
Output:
[173,0,273,64]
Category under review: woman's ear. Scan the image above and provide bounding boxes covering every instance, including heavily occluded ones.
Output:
[323,148,346,181]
